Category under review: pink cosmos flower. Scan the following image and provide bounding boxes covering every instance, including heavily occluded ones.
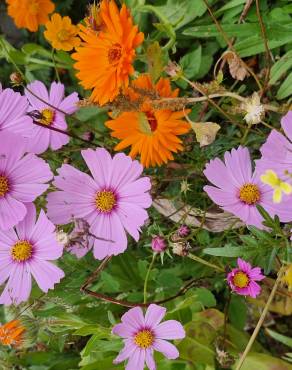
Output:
[0,203,64,305]
[203,146,292,229]
[0,131,52,230]
[227,258,265,298]
[46,148,152,259]
[0,84,33,138]
[112,304,185,370]
[256,111,292,179]
[25,80,79,154]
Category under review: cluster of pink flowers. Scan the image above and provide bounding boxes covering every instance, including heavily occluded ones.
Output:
[1,76,290,368]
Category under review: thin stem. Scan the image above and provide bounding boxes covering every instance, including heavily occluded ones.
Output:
[235,267,284,370]
[202,0,262,91]
[52,48,61,83]
[188,253,225,273]
[223,291,231,350]
[143,253,157,304]
[255,0,271,95]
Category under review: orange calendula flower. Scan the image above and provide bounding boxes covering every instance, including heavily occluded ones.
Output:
[72,0,144,106]
[44,13,80,51]
[0,320,25,347]
[106,74,191,168]
[6,0,55,32]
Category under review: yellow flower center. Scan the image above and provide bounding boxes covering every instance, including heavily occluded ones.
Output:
[29,0,40,15]
[108,43,122,64]
[134,330,154,348]
[39,109,54,126]
[233,271,249,288]
[57,29,71,42]
[0,176,9,197]
[239,183,260,205]
[11,241,33,262]
[95,190,116,213]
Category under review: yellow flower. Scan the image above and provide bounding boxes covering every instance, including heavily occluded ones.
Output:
[44,13,80,51]
[282,264,292,291]
[260,170,292,203]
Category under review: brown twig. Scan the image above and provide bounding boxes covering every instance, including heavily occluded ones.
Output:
[255,0,271,96]
[80,256,201,307]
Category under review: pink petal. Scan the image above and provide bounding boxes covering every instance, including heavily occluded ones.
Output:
[58,92,79,114]
[144,304,166,328]
[46,191,73,225]
[113,338,136,364]
[248,280,261,298]
[153,339,179,359]
[81,148,112,188]
[29,259,64,293]
[49,82,65,107]
[155,320,185,340]
[0,195,27,230]
[27,126,50,154]
[112,323,135,338]
[145,348,156,370]
[0,258,14,285]
[111,153,143,190]
[204,157,236,190]
[0,263,32,305]
[281,111,292,142]
[237,258,251,273]
[117,203,149,241]
[15,203,36,239]
[203,185,239,206]
[125,347,145,370]
[25,81,49,110]
[121,306,145,331]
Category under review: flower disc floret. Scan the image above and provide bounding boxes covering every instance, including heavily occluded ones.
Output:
[11,241,32,262]
[239,183,260,205]
[95,190,116,213]
[134,329,154,348]
[233,271,249,288]
[0,176,9,197]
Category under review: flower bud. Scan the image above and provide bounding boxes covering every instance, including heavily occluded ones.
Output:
[177,224,190,237]
[151,236,167,253]
[10,72,23,85]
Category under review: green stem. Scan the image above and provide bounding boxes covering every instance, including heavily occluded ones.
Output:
[28,57,68,69]
[235,267,284,370]
[188,253,224,272]
[143,254,157,304]
[52,48,61,82]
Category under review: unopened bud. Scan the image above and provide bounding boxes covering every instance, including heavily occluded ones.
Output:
[10,72,23,85]
[151,236,167,253]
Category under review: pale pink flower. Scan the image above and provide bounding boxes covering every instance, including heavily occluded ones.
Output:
[46,148,152,259]
[0,131,52,230]
[0,203,64,305]
[0,84,33,138]
[25,81,79,154]
[203,146,292,229]
[112,304,185,370]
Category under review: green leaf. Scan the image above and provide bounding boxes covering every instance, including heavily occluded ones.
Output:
[235,353,292,370]
[266,329,292,348]
[146,42,167,82]
[270,50,292,85]
[277,72,292,99]
[203,245,244,257]
[194,288,216,308]
[229,295,247,330]
[180,46,202,79]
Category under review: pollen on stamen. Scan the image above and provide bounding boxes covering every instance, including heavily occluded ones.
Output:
[0,175,9,197]
[239,183,260,205]
[233,271,249,288]
[39,109,54,126]
[134,329,154,348]
[11,240,33,262]
[95,190,116,213]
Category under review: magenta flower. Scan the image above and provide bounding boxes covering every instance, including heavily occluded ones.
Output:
[0,203,64,305]
[46,148,152,259]
[177,225,190,238]
[112,304,185,370]
[203,146,292,229]
[227,258,265,298]
[256,111,292,179]
[25,80,79,154]
[151,236,167,253]
[0,84,33,138]
[0,131,52,230]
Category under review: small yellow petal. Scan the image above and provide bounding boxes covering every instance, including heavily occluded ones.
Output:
[261,170,278,187]
[273,188,282,203]
[280,181,292,194]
